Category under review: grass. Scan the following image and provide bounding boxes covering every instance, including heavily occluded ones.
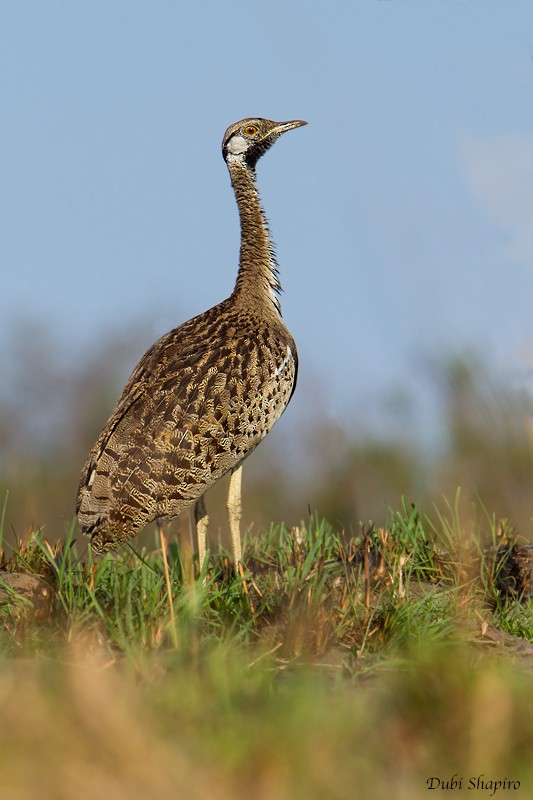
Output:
[0,495,532,799]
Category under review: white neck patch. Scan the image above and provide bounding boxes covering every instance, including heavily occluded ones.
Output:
[226,135,249,155]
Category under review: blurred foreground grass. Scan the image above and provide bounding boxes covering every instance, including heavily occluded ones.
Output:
[0,501,532,800]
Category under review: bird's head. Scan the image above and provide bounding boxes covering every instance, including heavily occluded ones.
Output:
[222,117,307,169]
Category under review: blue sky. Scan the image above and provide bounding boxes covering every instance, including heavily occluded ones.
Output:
[2,0,533,442]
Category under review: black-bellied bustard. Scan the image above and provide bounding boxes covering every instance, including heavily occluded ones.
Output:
[77,117,306,572]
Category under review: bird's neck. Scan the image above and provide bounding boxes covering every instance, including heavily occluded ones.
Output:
[227,158,282,315]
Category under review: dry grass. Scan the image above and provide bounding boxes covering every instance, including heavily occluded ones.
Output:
[0,641,531,800]
[0,500,532,799]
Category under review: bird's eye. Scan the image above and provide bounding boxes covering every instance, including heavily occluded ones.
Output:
[243,124,259,137]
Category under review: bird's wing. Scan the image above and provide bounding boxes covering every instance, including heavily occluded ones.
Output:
[76,310,236,516]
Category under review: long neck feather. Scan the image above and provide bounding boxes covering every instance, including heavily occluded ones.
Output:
[227,158,282,315]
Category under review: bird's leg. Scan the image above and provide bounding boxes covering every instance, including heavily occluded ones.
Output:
[157,520,178,645]
[177,515,195,585]
[194,494,209,572]
[227,465,243,572]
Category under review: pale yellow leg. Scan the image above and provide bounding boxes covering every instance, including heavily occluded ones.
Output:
[177,515,195,585]
[157,522,178,646]
[194,494,209,572]
[227,465,243,572]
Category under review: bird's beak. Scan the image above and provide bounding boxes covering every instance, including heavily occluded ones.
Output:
[270,120,308,136]
[257,120,308,143]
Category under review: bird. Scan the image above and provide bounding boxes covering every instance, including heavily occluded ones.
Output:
[76,117,307,573]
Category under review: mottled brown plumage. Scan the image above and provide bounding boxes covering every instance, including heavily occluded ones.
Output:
[76,117,306,568]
